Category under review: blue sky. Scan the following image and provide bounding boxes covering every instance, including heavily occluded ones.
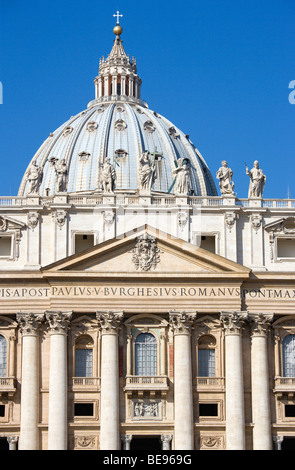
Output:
[0,0,294,198]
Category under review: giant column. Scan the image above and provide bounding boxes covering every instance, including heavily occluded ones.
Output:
[220,311,248,450]
[96,311,124,450]
[17,312,44,450]
[249,313,273,450]
[169,310,197,450]
[46,311,72,450]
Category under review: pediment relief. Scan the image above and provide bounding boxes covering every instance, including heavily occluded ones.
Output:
[264,217,295,235]
[42,225,250,278]
[0,216,25,232]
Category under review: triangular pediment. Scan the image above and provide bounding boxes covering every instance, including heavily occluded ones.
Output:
[42,225,251,279]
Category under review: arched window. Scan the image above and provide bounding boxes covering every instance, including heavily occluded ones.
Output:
[0,335,7,377]
[75,335,93,378]
[283,335,295,377]
[135,333,157,376]
[198,335,216,377]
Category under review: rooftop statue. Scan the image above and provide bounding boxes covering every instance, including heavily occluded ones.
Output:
[100,157,117,193]
[139,151,157,192]
[216,161,235,196]
[173,158,192,196]
[26,161,43,194]
[246,160,266,198]
[55,158,68,193]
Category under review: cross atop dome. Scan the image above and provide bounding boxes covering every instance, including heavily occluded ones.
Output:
[113,11,123,36]
[113,10,123,24]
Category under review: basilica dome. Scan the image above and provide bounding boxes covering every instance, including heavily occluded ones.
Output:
[18,25,217,198]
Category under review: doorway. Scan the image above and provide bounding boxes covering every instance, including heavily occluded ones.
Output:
[282,437,295,450]
[130,436,162,451]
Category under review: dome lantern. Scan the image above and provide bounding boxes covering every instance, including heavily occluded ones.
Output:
[93,13,143,106]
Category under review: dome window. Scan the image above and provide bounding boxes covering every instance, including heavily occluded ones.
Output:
[78,151,90,162]
[168,127,180,139]
[115,149,128,159]
[63,126,73,137]
[114,119,127,131]
[86,121,98,132]
[143,121,155,133]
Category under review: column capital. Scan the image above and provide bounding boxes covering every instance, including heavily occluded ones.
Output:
[16,312,44,336]
[7,436,19,444]
[249,312,274,337]
[45,310,72,334]
[96,311,124,334]
[169,310,197,335]
[220,311,248,335]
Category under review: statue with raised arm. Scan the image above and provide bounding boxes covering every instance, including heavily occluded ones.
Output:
[100,157,116,193]
[173,158,192,196]
[216,160,235,195]
[27,161,43,194]
[55,158,68,193]
[138,151,156,192]
[246,160,266,198]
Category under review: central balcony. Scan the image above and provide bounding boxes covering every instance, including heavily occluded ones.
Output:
[124,375,169,397]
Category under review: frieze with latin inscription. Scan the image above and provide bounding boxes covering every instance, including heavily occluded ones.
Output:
[0,285,295,300]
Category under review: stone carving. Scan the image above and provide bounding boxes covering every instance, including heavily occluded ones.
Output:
[26,161,43,194]
[225,212,237,232]
[201,436,222,449]
[54,158,68,193]
[134,402,159,418]
[45,311,72,334]
[248,313,273,337]
[169,310,197,334]
[16,312,44,336]
[138,151,157,192]
[74,436,96,449]
[96,311,124,333]
[52,210,67,228]
[246,161,266,198]
[100,158,116,193]
[220,311,248,334]
[216,161,235,196]
[178,211,189,230]
[103,210,115,228]
[131,233,161,271]
[114,119,127,131]
[27,212,39,231]
[0,217,7,232]
[251,214,262,232]
[173,158,192,196]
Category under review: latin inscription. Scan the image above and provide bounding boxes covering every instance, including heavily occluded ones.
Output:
[0,286,295,300]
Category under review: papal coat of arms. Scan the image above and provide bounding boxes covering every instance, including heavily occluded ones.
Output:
[131,233,161,271]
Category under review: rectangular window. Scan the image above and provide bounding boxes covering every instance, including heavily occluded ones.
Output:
[285,405,295,418]
[74,403,94,417]
[74,234,94,254]
[0,237,12,257]
[277,238,295,258]
[75,349,93,377]
[198,349,215,377]
[199,403,218,417]
[200,236,216,254]
[0,405,5,417]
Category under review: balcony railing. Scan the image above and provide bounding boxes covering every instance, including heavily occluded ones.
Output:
[1,194,295,209]
[0,377,16,396]
[71,377,100,391]
[124,375,169,392]
[274,377,295,391]
[195,377,225,390]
